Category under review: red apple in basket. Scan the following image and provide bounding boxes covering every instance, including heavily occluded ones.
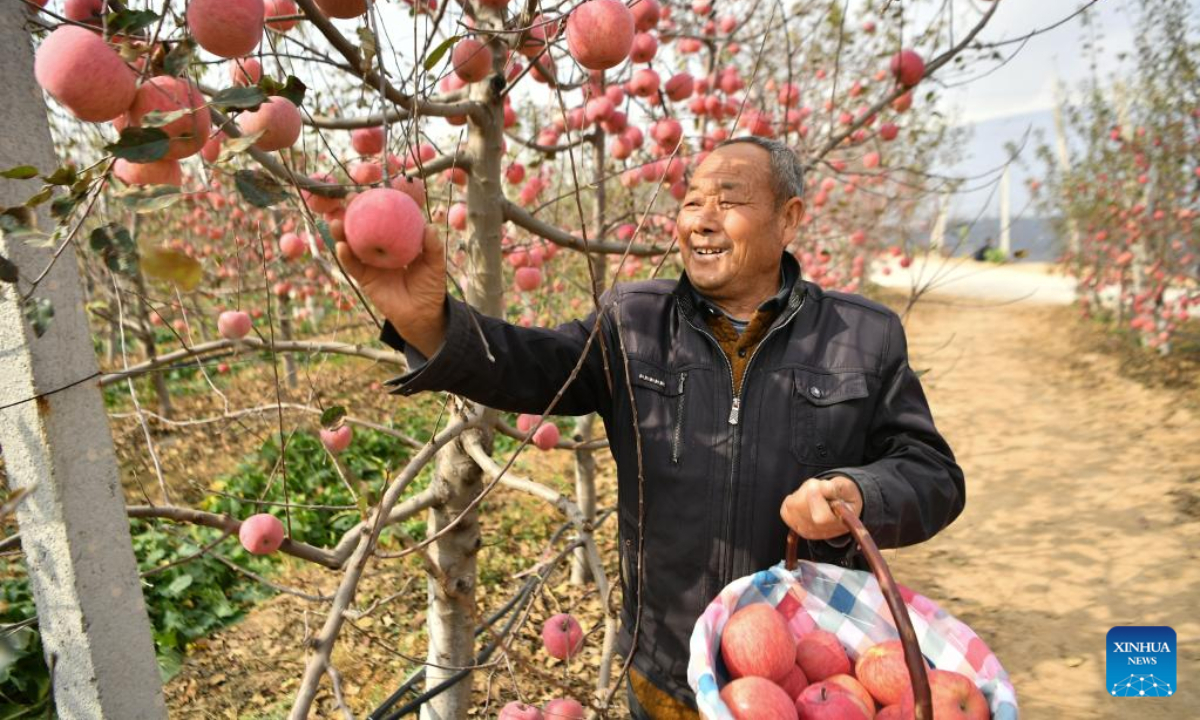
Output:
[855,639,911,707]
[795,629,851,682]
[720,676,798,719]
[875,706,904,720]
[721,604,796,682]
[779,664,810,701]
[795,680,871,719]
[900,669,988,720]
[826,674,876,718]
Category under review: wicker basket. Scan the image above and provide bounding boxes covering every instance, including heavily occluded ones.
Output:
[688,500,1018,719]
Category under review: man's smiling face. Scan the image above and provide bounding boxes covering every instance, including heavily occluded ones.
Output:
[675,143,802,316]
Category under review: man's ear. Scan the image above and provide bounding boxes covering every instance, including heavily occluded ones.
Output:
[779,196,805,246]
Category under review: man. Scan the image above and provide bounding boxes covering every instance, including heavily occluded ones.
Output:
[973,237,994,262]
[336,137,965,717]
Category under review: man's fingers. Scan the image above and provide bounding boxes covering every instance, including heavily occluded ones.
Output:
[421,224,444,267]
[806,483,835,531]
[335,241,365,279]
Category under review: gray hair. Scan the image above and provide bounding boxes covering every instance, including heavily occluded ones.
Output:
[714,136,806,207]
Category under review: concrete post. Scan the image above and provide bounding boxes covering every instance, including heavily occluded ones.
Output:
[929,193,948,254]
[999,164,1012,257]
[0,8,167,718]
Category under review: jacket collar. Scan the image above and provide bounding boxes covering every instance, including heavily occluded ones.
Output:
[674,251,806,322]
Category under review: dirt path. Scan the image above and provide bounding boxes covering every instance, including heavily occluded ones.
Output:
[885,292,1200,719]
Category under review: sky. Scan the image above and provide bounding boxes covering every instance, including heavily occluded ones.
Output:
[932,0,1140,126]
[924,0,1149,220]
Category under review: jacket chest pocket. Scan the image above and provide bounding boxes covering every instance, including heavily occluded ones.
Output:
[628,360,689,466]
[790,369,871,467]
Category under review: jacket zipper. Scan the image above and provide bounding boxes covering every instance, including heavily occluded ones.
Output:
[680,298,805,586]
[671,371,688,464]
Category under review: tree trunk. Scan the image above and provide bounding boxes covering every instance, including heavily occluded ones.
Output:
[421,4,505,717]
[422,436,486,720]
[571,414,598,585]
[570,115,610,586]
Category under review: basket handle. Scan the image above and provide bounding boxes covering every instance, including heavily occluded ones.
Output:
[785,500,933,720]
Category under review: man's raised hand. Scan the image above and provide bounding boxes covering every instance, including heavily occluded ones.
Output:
[336,224,448,357]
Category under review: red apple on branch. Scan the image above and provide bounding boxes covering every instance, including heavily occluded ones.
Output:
[499,702,543,720]
[566,0,636,70]
[217,310,252,340]
[239,513,284,555]
[541,613,584,660]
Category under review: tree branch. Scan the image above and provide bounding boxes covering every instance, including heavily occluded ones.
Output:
[810,1,1000,161]
[98,337,406,387]
[292,0,485,122]
[127,505,342,569]
[501,200,675,257]
[492,418,608,451]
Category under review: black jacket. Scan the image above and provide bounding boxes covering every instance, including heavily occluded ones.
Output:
[380,253,965,705]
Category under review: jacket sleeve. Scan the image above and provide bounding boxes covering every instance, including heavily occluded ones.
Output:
[378,294,612,418]
[814,311,966,551]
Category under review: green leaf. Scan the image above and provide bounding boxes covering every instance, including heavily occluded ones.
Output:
[357,27,378,72]
[314,218,337,253]
[88,226,111,253]
[24,186,52,208]
[107,8,160,34]
[233,169,289,208]
[0,254,17,284]
[50,193,82,220]
[115,185,184,214]
[320,406,347,429]
[216,130,264,161]
[140,245,203,291]
[157,647,184,683]
[1,207,50,246]
[22,296,53,338]
[259,75,307,107]
[1,165,38,180]
[423,35,461,72]
[165,574,194,596]
[89,224,137,275]
[0,206,36,232]
[106,127,171,163]
[139,108,191,129]
[163,38,195,77]
[50,192,85,220]
[211,86,267,111]
[42,165,77,186]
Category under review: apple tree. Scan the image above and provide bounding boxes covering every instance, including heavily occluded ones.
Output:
[0,0,1030,716]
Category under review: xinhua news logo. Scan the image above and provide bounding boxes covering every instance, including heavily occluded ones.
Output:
[1107,626,1176,697]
